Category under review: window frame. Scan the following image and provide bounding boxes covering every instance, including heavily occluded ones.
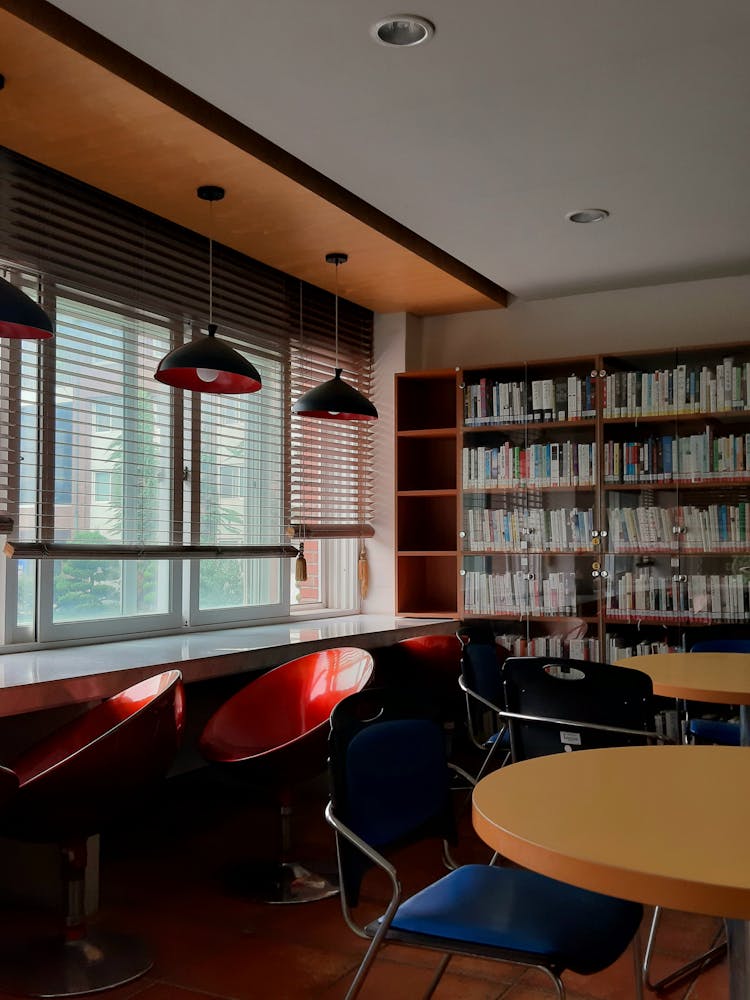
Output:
[0,147,373,650]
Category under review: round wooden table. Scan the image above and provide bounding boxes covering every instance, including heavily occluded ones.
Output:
[473,744,750,999]
[613,652,750,745]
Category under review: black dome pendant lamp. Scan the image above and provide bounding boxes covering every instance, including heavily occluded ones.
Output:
[0,275,54,340]
[292,253,377,421]
[154,186,262,394]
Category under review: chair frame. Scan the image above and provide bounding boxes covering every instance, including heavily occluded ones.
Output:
[326,688,645,1000]
[325,800,578,1000]
[455,628,511,779]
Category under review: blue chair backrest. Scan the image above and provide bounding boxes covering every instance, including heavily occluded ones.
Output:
[328,688,454,905]
[457,623,504,705]
[691,639,750,653]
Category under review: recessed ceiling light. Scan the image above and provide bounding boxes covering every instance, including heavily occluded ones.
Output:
[566,208,610,224]
[370,14,435,47]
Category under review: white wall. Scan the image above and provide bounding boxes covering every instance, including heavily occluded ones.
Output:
[369,272,750,616]
[361,312,410,615]
[420,273,750,368]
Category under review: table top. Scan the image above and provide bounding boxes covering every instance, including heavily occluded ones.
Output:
[0,615,452,718]
[472,744,750,920]
[614,651,750,704]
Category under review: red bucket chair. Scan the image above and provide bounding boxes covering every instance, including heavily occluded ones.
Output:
[0,669,185,997]
[199,646,373,903]
[396,634,463,730]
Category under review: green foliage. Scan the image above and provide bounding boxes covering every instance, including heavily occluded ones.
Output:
[54,530,120,616]
[199,558,245,608]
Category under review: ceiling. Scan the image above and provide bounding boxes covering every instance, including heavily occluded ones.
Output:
[6,0,750,307]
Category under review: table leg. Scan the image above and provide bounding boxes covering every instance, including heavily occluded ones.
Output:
[727,920,750,999]
[741,706,750,748]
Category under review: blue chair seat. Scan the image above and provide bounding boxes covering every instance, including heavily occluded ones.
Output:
[688,718,740,746]
[486,728,511,748]
[378,864,642,977]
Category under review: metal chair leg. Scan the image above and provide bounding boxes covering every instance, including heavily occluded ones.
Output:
[642,905,726,994]
[422,954,452,999]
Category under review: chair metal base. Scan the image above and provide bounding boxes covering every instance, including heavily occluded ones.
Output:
[224,858,339,904]
[0,929,152,997]
[266,862,339,905]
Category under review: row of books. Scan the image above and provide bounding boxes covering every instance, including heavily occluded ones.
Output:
[462,505,594,551]
[603,357,750,418]
[463,442,597,488]
[607,503,750,551]
[495,632,599,660]
[464,374,597,425]
[463,569,579,616]
[605,635,683,661]
[603,430,749,483]
[604,569,750,621]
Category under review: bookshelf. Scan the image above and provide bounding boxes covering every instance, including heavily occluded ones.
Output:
[601,343,750,662]
[395,370,459,617]
[395,343,750,660]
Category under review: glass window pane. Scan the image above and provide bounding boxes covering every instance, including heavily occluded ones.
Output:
[199,558,281,610]
[291,539,322,606]
[15,559,36,629]
[52,558,170,623]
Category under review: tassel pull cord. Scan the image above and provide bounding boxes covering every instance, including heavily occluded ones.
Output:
[295,540,308,583]
[358,541,369,600]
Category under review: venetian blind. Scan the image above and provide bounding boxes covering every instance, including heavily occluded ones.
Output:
[0,147,374,555]
[289,283,375,538]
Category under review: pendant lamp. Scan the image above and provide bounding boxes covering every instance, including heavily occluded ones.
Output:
[0,275,54,339]
[292,253,377,421]
[154,186,262,394]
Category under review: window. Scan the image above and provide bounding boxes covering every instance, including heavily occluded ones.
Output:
[92,399,121,433]
[93,471,113,503]
[219,466,242,499]
[0,148,374,647]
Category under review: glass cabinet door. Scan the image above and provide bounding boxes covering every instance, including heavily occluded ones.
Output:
[602,349,684,660]
[673,344,750,644]
[460,360,599,659]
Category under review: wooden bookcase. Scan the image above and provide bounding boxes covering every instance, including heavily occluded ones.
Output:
[395,344,750,660]
[395,369,460,617]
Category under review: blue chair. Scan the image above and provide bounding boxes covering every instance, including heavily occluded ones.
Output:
[326,688,644,1000]
[687,639,749,746]
[456,624,511,779]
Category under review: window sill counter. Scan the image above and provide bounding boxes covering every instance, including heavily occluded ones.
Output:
[0,614,454,718]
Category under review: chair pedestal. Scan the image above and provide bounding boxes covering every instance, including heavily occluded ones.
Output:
[1,928,153,998]
[0,840,152,998]
[265,861,338,905]
[231,798,338,905]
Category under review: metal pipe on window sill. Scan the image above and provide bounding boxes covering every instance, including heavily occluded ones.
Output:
[10,543,299,560]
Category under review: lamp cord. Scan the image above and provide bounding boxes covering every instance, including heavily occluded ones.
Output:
[208,201,214,327]
[334,261,339,370]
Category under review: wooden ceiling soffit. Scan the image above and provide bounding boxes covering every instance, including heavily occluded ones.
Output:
[0,1,507,316]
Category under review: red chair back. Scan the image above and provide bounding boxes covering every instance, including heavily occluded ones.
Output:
[6,670,185,841]
[200,647,374,766]
[398,634,462,674]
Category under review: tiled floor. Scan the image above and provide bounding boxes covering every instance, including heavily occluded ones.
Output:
[0,766,730,1000]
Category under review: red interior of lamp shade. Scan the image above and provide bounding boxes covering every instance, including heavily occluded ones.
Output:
[0,320,53,340]
[295,408,376,420]
[155,367,262,394]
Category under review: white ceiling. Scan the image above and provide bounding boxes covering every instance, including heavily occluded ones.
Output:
[48,0,750,302]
